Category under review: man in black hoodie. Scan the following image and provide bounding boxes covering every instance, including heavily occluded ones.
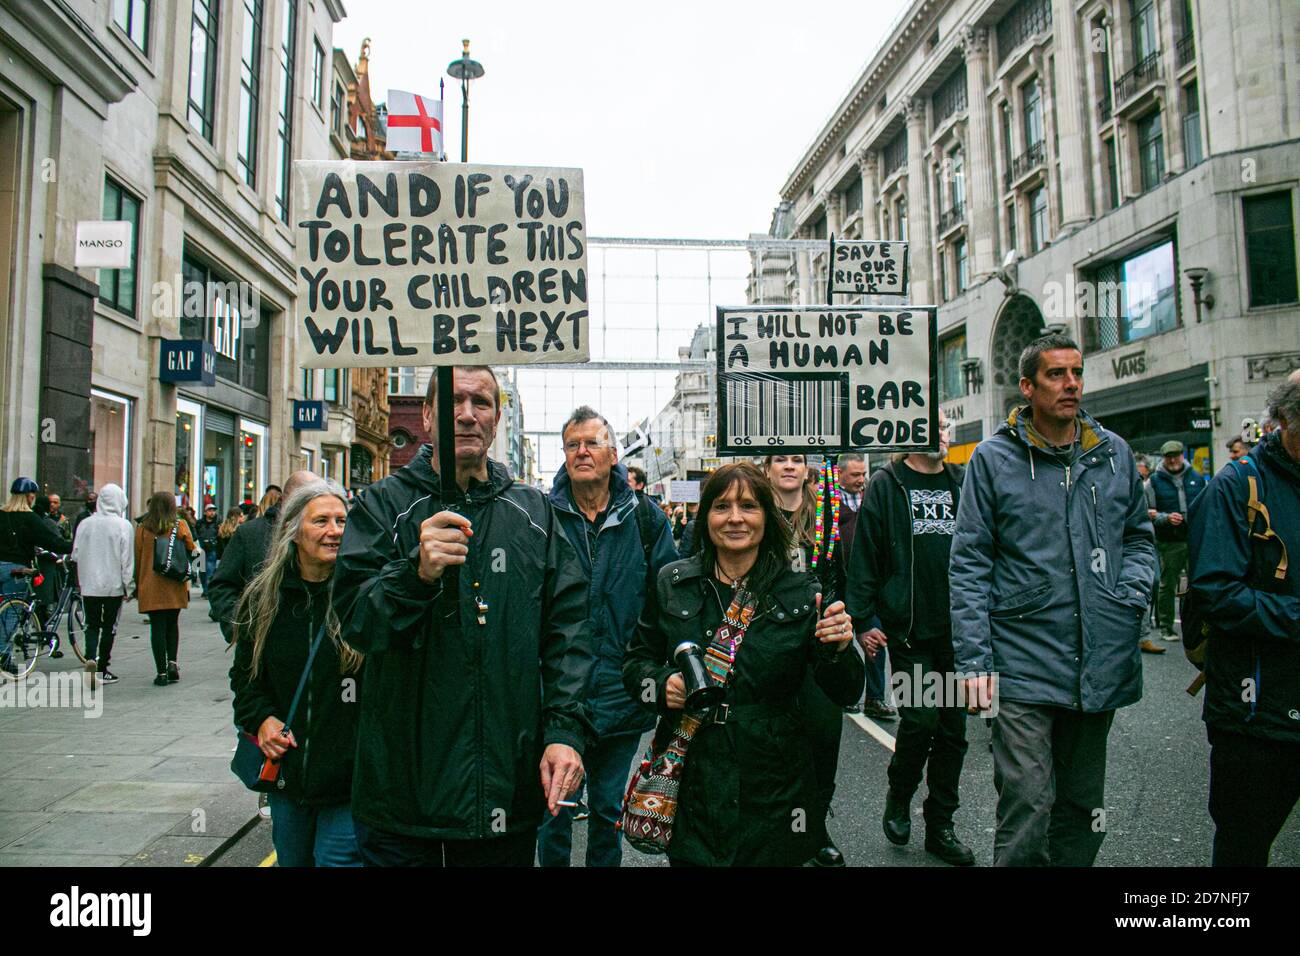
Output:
[208,472,315,642]
[846,411,974,866]
[332,366,593,867]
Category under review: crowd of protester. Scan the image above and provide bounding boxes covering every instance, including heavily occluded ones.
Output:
[3,346,1295,869]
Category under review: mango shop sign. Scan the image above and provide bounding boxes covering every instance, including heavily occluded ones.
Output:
[76,220,132,269]
[159,340,216,385]
[293,400,328,430]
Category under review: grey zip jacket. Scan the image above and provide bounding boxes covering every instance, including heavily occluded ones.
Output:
[949,405,1157,711]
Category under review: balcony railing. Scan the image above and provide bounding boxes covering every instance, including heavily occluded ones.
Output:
[1098,93,1112,122]
[938,202,966,234]
[1004,140,1047,189]
[1114,51,1161,105]
[1176,33,1195,68]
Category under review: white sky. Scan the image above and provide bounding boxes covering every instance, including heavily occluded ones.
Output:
[332,0,909,481]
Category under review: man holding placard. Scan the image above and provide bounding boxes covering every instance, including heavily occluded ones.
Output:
[331,367,594,866]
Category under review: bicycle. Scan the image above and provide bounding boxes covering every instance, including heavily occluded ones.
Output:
[0,548,86,680]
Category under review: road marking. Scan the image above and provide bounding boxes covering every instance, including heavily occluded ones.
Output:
[259,850,277,867]
[847,712,896,752]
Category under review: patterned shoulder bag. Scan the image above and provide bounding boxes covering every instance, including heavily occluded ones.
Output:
[618,585,759,855]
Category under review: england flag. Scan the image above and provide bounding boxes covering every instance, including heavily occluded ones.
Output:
[385,89,443,156]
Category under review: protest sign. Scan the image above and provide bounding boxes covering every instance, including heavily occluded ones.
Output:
[294,161,588,367]
[715,305,937,454]
[669,480,700,503]
[826,237,909,298]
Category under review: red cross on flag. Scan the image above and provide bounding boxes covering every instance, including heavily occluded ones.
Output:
[386,89,443,155]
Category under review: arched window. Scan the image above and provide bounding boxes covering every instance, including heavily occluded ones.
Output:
[990,294,1045,388]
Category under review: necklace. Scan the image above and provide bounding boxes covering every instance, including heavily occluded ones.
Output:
[811,460,842,568]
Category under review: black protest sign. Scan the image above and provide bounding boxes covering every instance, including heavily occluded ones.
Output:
[826,237,909,298]
[294,161,589,367]
[715,305,937,454]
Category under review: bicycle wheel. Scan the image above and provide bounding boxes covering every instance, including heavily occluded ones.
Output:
[0,599,45,680]
[66,592,89,665]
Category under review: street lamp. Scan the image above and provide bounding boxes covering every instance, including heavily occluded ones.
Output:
[446,38,484,163]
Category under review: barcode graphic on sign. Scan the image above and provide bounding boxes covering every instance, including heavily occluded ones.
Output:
[722,373,847,449]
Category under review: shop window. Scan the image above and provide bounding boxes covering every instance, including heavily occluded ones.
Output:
[237,0,263,187]
[188,0,218,141]
[1083,239,1179,350]
[90,390,132,497]
[113,0,150,53]
[99,177,141,317]
[1243,192,1298,307]
[179,252,269,395]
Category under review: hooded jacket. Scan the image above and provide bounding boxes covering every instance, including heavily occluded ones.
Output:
[549,461,678,738]
[70,484,133,597]
[1147,459,1206,542]
[230,573,360,807]
[1187,432,1300,743]
[846,459,965,640]
[331,445,595,840]
[950,406,1157,712]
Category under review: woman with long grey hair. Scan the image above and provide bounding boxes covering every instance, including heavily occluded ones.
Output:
[229,478,364,866]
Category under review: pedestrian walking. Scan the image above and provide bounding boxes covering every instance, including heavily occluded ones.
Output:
[622,461,862,867]
[0,477,71,671]
[538,406,678,868]
[70,483,133,685]
[1135,455,1166,655]
[134,491,197,686]
[332,366,593,867]
[1146,440,1205,641]
[208,472,315,642]
[216,507,243,561]
[194,503,221,596]
[230,478,364,867]
[47,492,72,540]
[950,334,1156,866]
[764,453,852,866]
[1187,373,1300,866]
[72,492,97,542]
[846,410,974,865]
[835,452,870,714]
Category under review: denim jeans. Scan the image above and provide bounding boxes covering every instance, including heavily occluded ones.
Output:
[266,794,362,867]
[0,561,29,666]
[537,731,642,867]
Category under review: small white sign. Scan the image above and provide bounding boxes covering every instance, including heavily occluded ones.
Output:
[669,480,700,503]
[76,220,132,269]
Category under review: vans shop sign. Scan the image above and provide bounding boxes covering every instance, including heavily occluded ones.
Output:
[295,161,589,368]
[76,221,132,269]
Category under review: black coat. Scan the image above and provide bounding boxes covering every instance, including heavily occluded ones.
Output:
[229,574,360,807]
[622,555,864,866]
[0,510,73,565]
[846,461,964,638]
[208,506,279,642]
[332,445,595,840]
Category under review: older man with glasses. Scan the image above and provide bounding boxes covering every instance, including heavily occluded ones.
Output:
[538,406,678,867]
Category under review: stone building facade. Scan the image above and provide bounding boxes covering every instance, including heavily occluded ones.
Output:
[1,0,346,515]
[764,0,1300,470]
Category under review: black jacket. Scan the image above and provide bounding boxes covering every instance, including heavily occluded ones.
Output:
[332,445,595,840]
[622,555,864,866]
[1188,433,1300,743]
[0,510,73,565]
[195,516,221,553]
[208,506,279,642]
[229,574,360,806]
[846,460,964,640]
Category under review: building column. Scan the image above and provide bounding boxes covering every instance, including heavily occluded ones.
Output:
[824,189,842,237]
[962,27,998,279]
[904,97,932,303]
[1051,0,1092,233]
[857,149,880,238]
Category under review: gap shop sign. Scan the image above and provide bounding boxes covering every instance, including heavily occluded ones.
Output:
[292,400,328,430]
[159,340,216,386]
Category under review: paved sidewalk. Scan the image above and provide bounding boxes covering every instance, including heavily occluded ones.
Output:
[0,593,259,866]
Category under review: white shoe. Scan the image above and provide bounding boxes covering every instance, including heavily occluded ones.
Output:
[258,792,272,820]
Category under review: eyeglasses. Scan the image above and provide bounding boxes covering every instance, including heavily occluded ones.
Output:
[563,439,611,453]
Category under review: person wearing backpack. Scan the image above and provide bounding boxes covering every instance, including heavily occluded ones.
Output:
[134,491,196,686]
[539,406,678,867]
[1147,440,1206,641]
[1186,373,1300,866]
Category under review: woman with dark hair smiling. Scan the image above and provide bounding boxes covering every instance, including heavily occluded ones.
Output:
[622,462,863,866]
